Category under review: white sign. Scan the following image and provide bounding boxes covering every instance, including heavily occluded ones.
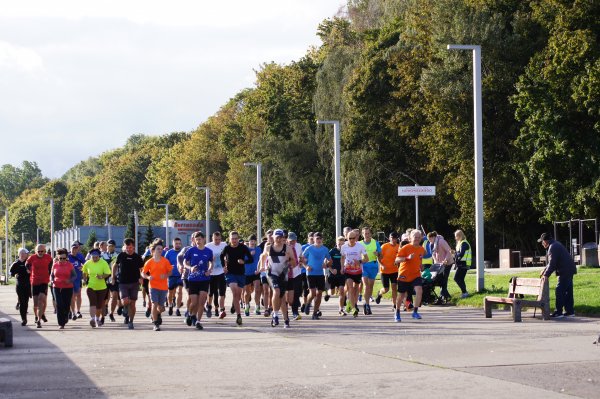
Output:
[398,186,436,196]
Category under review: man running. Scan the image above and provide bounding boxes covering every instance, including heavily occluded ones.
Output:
[165,237,184,316]
[302,232,331,319]
[184,231,213,330]
[299,232,314,313]
[287,232,304,320]
[220,231,253,326]
[26,244,53,328]
[328,236,347,316]
[206,231,227,319]
[68,240,85,321]
[259,231,274,317]
[178,236,195,322]
[359,227,381,315]
[104,239,122,322]
[244,235,262,316]
[341,232,367,318]
[114,238,144,329]
[141,239,172,331]
[375,232,400,308]
[395,229,426,322]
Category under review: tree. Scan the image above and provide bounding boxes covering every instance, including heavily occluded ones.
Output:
[86,230,97,250]
[142,225,155,254]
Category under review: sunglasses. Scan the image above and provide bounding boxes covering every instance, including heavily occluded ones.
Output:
[37,250,45,253]
[59,257,67,261]
[348,237,357,240]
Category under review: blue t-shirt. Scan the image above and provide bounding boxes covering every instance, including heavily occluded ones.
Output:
[68,253,86,280]
[184,246,213,282]
[164,248,181,277]
[302,245,331,276]
[245,246,262,276]
[301,243,311,274]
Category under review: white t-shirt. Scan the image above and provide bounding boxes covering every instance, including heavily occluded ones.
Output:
[206,242,227,275]
[341,242,367,275]
[292,242,303,278]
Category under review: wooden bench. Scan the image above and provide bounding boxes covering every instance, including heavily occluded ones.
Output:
[0,275,7,285]
[0,318,13,347]
[484,277,550,322]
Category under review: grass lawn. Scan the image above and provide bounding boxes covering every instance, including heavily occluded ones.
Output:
[372,267,600,317]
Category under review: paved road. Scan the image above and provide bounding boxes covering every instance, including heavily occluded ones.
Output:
[1,285,599,399]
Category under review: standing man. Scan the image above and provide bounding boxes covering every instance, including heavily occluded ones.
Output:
[395,230,426,322]
[538,233,578,318]
[302,232,331,319]
[26,244,53,328]
[359,227,382,315]
[184,231,213,330]
[114,238,145,329]
[68,241,85,321]
[206,231,227,318]
[141,239,172,331]
[220,231,253,326]
[165,237,184,316]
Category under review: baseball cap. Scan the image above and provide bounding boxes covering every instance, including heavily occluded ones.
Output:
[107,239,116,246]
[537,232,553,243]
[17,247,29,255]
[89,248,101,256]
[273,229,284,237]
[70,240,82,247]
[288,232,298,241]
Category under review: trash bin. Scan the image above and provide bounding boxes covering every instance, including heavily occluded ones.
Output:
[581,242,598,267]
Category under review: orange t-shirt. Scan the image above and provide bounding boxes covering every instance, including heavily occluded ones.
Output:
[380,243,399,274]
[396,244,425,283]
[142,257,171,290]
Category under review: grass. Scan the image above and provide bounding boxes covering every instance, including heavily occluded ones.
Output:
[373,267,600,317]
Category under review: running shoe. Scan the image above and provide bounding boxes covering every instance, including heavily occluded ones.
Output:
[21,319,27,326]
[375,294,382,304]
[304,303,311,315]
[293,313,302,321]
[190,316,197,326]
[128,322,134,330]
[175,309,181,317]
[124,316,130,324]
[324,294,330,302]
[461,293,469,299]
[366,304,372,315]
[153,323,160,331]
[117,306,124,316]
[206,306,212,318]
[195,322,204,330]
[352,308,359,318]
[184,310,190,317]
[345,302,352,313]
[311,313,319,320]
[236,314,243,326]
[98,317,104,326]
[145,308,151,318]
[109,313,116,322]
[219,310,226,319]
[185,316,193,326]
[271,314,279,327]
[168,306,173,316]
[157,314,163,325]
[72,313,77,321]
[412,311,422,320]
[37,321,42,328]
[230,305,235,314]
[358,294,362,303]
[41,314,48,323]
[300,304,305,313]
[53,309,57,314]
[89,318,96,328]
[283,319,290,328]
[263,308,271,317]
[244,305,250,317]
[363,304,368,315]
[254,307,261,315]
[338,309,347,316]
[395,311,401,323]
[77,312,82,319]
[317,310,322,317]
[550,311,564,319]
[59,325,65,330]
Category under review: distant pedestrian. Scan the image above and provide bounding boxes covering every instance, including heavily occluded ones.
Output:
[538,233,577,318]
[453,230,471,298]
[10,248,31,326]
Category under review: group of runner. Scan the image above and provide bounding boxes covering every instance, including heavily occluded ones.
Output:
[10,226,473,331]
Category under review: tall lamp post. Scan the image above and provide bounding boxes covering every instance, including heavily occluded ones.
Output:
[316,120,342,238]
[45,198,55,256]
[21,232,28,249]
[196,187,211,240]
[36,227,42,245]
[3,209,8,280]
[157,204,170,246]
[243,162,262,241]
[447,44,484,292]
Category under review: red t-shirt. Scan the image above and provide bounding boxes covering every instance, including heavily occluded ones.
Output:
[52,261,74,289]
[26,254,53,285]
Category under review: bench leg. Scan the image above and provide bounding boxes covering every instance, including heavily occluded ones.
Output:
[541,302,550,321]
[484,299,492,318]
[513,301,522,322]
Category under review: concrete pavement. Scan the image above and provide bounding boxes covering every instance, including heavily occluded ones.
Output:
[0,285,599,398]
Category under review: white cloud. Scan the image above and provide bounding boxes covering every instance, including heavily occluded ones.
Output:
[0,40,44,72]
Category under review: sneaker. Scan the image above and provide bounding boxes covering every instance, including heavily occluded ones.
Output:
[145,308,151,318]
[304,303,311,315]
[358,294,363,303]
[563,312,575,317]
[176,309,182,317]
[230,305,235,314]
[244,305,250,317]
[300,304,306,313]
[109,313,116,322]
[412,311,422,320]
[124,316,130,324]
[41,314,48,323]
[219,310,226,319]
[284,319,290,328]
[254,307,261,315]
[37,321,42,328]
[263,308,271,318]
[550,311,564,319]
[157,314,162,325]
[352,308,359,318]
[324,294,330,302]
[185,316,193,326]
[59,325,65,330]
[366,304,372,315]
[345,303,352,313]
[35,316,39,323]
[395,311,401,323]
[271,314,279,327]
[195,322,204,330]
[236,314,243,326]
[21,319,27,326]
[206,306,212,318]
[363,304,368,315]
[311,313,319,320]
[168,306,173,316]
[76,312,82,319]
[72,313,78,321]
[338,309,347,316]
[89,318,96,328]
[293,313,302,321]
[99,316,105,326]
[375,294,382,304]
[190,316,197,326]
[128,322,134,330]
[153,323,160,331]
[461,293,469,299]
[117,306,124,316]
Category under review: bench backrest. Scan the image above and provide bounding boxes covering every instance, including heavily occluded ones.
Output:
[509,277,549,301]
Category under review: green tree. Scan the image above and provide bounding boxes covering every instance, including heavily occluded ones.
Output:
[86,230,97,250]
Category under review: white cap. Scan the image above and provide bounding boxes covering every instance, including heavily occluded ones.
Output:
[17,247,29,255]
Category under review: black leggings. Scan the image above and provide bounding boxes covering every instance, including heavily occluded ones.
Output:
[16,285,31,321]
[290,276,303,315]
[454,267,468,294]
[53,287,73,327]
[439,265,452,298]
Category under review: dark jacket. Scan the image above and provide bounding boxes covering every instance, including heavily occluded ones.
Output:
[543,239,577,277]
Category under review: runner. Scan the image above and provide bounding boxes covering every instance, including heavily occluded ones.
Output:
[260,229,295,328]
[302,232,331,320]
[243,235,262,316]
[141,245,152,317]
[165,237,184,316]
[82,248,112,328]
[341,231,367,318]
[50,248,76,329]
[10,248,31,326]
[141,239,172,331]
[375,232,400,308]
[359,227,382,315]
[206,232,228,319]
[183,231,213,330]
[328,236,347,316]
[394,229,426,322]
[177,236,196,323]
[286,232,304,320]
[114,238,145,329]
[299,232,314,313]
[67,241,85,321]
[104,239,122,322]
[220,231,253,326]
[26,244,53,328]
[259,231,274,317]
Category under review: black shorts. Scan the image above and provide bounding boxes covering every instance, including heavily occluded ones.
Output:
[32,284,48,297]
[209,274,227,297]
[327,272,345,288]
[188,280,210,295]
[381,272,398,289]
[245,274,260,286]
[182,278,189,291]
[301,273,309,294]
[142,278,149,290]
[397,277,423,293]
[260,275,269,285]
[307,275,325,291]
[268,273,287,297]
[107,282,120,293]
[345,274,362,285]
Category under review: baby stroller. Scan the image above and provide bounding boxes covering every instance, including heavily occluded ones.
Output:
[421,263,446,305]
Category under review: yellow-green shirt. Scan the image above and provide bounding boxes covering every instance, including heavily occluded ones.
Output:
[82,259,111,291]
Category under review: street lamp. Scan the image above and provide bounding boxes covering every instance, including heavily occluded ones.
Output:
[21,232,28,249]
[196,187,211,240]
[316,120,342,238]
[157,204,170,246]
[3,209,8,281]
[447,44,484,292]
[36,227,42,245]
[45,198,54,256]
[243,162,262,241]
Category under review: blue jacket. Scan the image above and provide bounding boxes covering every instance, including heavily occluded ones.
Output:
[543,239,577,277]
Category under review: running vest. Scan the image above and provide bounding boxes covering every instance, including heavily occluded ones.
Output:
[361,239,378,263]
[422,240,433,265]
[456,240,472,266]
[267,244,288,277]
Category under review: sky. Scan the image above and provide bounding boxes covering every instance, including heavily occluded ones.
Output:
[0,1,345,178]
